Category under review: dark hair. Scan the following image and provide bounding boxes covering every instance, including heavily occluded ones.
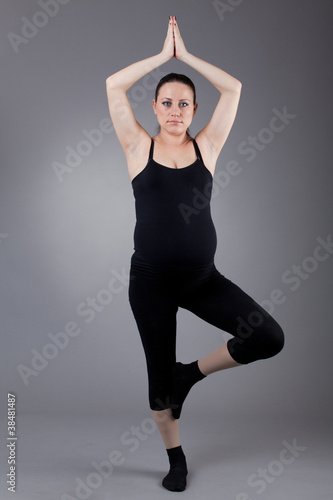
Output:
[154,73,196,104]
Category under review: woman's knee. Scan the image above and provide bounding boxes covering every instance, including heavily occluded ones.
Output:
[256,320,285,360]
[249,318,284,359]
[228,318,284,364]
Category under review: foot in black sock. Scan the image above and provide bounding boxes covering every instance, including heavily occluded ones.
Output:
[162,446,188,492]
[170,361,206,419]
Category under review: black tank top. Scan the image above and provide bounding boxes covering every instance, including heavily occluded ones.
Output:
[131,137,217,269]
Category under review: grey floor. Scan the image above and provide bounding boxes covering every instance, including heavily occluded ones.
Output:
[1,411,332,500]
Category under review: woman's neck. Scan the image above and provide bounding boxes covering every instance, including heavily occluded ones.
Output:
[155,129,191,147]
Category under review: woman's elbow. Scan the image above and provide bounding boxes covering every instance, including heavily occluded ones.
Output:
[234,79,242,93]
[106,75,115,90]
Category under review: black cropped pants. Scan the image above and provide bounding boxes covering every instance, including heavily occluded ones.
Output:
[128,254,284,411]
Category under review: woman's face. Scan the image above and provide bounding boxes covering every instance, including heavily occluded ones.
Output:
[152,82,198,135]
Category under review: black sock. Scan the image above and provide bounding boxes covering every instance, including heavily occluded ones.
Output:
[170,361,206,419]
[162,445,188,492]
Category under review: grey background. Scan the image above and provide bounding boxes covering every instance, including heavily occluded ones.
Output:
[1,0,332,499]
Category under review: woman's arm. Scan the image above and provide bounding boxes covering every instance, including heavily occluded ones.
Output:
[173,17,242,161]
[106,19,174,154]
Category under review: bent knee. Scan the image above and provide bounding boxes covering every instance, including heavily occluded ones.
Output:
[229,320,285,364]
[259,322,285,359]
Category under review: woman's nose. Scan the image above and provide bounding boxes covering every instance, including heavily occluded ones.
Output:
[171,104,180,115]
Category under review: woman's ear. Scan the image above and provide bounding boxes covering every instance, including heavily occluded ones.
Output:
[193,102,198,117]
[152,99,157,115]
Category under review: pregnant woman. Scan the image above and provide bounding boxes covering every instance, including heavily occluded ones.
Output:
[106,16,284,492]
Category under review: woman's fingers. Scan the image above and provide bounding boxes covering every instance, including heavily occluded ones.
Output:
[165,16,172,40]
[173,16,179,33]
[161,16,175,60]
[169,16,174,33]
[172,16,187,60]
[169,16,175,55]
[172,16,180,40]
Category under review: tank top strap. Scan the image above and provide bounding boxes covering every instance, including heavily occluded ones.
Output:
[148,138,154,160]
[192,139,203,163]
[149,137,203,163]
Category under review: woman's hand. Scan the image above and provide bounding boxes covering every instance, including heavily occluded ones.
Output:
[173,17,188,61]
[161,16,176,61]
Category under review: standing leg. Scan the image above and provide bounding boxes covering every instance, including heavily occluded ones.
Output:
[152,408,180,449]
[152,409,188,492]
[128,266,188,491]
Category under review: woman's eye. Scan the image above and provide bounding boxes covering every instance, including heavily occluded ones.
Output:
[161,102,188,107]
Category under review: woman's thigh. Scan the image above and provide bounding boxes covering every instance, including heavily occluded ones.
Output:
[178,267,284,364]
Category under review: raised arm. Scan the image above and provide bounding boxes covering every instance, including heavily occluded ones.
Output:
[106,20,174,154]
[173,17,242,163]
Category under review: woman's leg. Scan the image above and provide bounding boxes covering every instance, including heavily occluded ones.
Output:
[152,408,180,448]
[198,342,242,376]
[172,266,285,417]
[128,265,178,411]
[180,267,284,366]
[152,409,188,492]
[128,264,188,490]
